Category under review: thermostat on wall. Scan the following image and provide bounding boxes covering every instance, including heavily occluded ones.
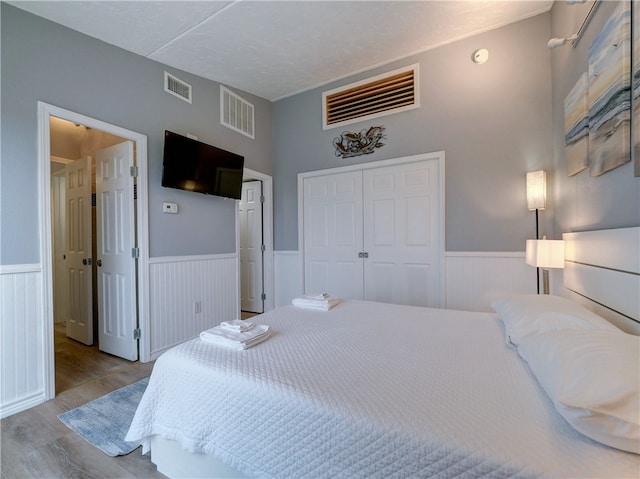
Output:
[163,202,178,214]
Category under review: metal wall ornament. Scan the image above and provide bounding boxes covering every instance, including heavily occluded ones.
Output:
[333,126,385,159]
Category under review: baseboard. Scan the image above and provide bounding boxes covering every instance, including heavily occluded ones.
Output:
[1,392,46,419]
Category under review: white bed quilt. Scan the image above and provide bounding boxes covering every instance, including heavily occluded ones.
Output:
[126,300,640,478]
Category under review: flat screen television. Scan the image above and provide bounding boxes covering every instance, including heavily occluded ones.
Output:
[161,130,244,200]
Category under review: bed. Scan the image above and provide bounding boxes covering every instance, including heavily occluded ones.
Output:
[126,227,640,478]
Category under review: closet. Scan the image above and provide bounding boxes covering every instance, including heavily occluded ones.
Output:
[301,153,443,307]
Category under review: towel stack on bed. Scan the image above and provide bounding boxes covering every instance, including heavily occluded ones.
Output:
[292,293,340,311]
[200,319,271,350]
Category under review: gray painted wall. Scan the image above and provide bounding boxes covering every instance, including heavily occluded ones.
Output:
[272,13,553,252]
[550,0,639,235]
[0,4,273,264]
[4,2,636,264]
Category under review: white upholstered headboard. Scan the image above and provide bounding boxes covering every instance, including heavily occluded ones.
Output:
[563,227,640,335]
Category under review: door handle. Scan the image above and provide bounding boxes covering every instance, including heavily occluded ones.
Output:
[97,259,102,267]
[82,258,93,266]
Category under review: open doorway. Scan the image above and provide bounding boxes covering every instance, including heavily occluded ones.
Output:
[238,168,274,316]
[50,117,136,393]
[239,179,264,315]
[39,102,150,402]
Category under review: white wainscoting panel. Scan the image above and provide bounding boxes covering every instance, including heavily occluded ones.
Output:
[445,252,535,312]
[274,251,302,307]
[1,265,45,419]
[148,255,239,359]
[276,251,535,313]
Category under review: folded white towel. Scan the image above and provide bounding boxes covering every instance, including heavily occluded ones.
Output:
[220,319,255,333]
[200,324,271,350]
[291,296,340,311]
[304,293,330,300]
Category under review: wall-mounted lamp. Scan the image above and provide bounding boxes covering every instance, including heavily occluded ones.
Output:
[547,0,600,49]
[526,239,565,294]
[547,34,578,49]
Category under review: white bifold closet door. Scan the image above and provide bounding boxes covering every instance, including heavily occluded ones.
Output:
[303,159,440,307]
[304,170,364,300]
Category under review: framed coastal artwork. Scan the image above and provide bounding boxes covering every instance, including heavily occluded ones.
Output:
[587,0,631,176]
[564,72,589,176]
[633,0,639,176]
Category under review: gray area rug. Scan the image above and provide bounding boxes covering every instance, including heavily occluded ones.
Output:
[58,377,148,456]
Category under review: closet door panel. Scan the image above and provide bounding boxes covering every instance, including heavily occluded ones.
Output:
[404,263,431,307]
[368,261,395,304]
[303,171,363,299]
[363,160,439,306]
[405,196,430,246]
[371,199,395,246]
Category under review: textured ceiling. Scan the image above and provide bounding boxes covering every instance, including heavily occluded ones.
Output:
[9,1,553,101]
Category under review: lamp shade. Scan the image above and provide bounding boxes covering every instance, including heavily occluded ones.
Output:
[526,170,546,211]
[526,239,565,268]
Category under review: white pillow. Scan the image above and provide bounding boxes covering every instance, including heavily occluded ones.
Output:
[518,329,640,454]
[491,294,620,346]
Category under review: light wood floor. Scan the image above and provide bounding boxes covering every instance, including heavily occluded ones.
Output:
[1,326,164,478]
[2,315,260,478]
[54,322,135,395]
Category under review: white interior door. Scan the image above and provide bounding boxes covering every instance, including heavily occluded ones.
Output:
[239,180,264,313]
[52,171,68,324]
[64,157,93,345]
[303,171,364,299]
[96,141,138,361]
[363,160,440,307]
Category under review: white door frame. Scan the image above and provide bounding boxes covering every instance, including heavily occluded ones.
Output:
[63,156,94,345]
[297,151,446,307]
[237,168,274,312]
[37,101,150,401]
[239,180,265,313]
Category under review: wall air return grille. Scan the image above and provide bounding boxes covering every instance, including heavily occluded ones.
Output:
[164,72,192,103]
[323,64,419,129]
[220,86,255,139]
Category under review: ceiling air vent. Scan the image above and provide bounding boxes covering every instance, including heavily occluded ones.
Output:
[164,71,192,103]
[220,86,255,139]
[323,64,419,130]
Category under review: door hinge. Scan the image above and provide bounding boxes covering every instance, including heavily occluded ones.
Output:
[260,195,265,203]
[261,244,266,252]
[133,328,141,340]
[261,293,266,301]
[131,247,140,258]
[130,166,139,177]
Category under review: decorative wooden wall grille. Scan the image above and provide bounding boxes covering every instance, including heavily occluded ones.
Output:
[324,66,417,127]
